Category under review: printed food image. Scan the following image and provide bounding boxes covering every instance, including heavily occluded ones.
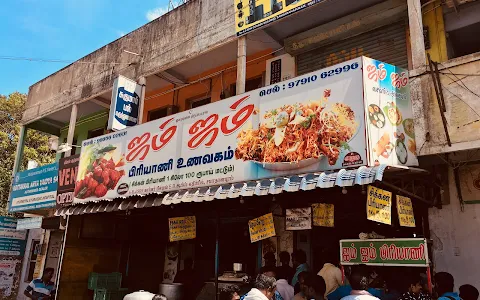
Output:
[368,104,386,128]
[384,102,402,126]
[403,118,415,138]
[374,132,394,158]
[74,145,125,199]
[235,89,359,167]
[408,139,417,155]
[394,132,408,164]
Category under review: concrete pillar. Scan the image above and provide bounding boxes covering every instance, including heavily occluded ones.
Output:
[138,76,146,124]
[12,125,26,174]
[236,36,247,95]
[407,0,427,69]
[65,104,78,157]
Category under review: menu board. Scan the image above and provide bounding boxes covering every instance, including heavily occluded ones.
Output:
[367,186,392,225]
[312,203,334,227]
[396,195,415,227]
[168,216,196,242]
[249,213,276,243]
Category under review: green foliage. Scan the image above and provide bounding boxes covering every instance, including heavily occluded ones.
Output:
[0,93,55,215]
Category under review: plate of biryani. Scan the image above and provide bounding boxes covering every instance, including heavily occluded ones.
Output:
[235,89,360,171]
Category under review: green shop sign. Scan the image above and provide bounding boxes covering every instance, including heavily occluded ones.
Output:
[340,238,429,267]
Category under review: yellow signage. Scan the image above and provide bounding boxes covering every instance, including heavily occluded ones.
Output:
[169,216,196,242]
[235,0,324,36]
[367,186,392,225]
[312,203,334,227]
[248,213,276,243]
[396,195,415,227]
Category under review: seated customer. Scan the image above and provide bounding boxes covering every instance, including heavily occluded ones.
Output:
[243,274,277,300]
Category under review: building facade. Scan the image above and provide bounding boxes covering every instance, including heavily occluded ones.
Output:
[8,0,480,299]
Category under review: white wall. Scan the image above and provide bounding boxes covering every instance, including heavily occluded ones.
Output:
[17,229,42,300]
[429,167,480,291]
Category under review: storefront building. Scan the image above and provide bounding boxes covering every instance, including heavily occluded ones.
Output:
[9,0,480,299]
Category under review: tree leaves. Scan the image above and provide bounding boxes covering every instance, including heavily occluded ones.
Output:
[0,93,55,216]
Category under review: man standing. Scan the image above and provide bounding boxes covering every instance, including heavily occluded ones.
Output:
[243,274,277,300]
[304,275,327,300]
[318,257,342,297]
[435,272,461,300]
[24,268,56,300]
[277,251,295,284]
[292,250,309,288]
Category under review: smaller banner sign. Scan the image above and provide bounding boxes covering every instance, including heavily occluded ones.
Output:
[312,203,334,227]
[16,217,42,230]
[168,216,196,242]
[249,213,276,243]
[57,154,80,208]
[0,217,27,256]
[340,238,429,267]
[286,208,312,230]
[396,195,415,227]
[108,75,142,131]
[367,186,392,225]
[0,261,16,296]
[9,163,58,212]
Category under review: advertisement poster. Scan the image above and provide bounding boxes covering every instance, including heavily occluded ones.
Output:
[108,75,142,131]
[16,217,42,230]
[235,0,324,36]
[312,203,334,227]
[363,58,418,167]
[340,238,428,266]
[286,208,312,230]
[396,195,415,227]
[56,154,80,208]
[367,186,392,225]
[0,217,27,256]
[168,216,196,242]
[0,261,16,297]
[72,57,416,205]
[9,163,58,212]
[249,213,276,243]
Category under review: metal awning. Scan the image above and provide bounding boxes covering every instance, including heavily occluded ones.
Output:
[54,164,412,216]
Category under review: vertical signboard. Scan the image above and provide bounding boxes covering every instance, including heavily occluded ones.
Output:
[57,154,80,208]
[396,195,415,227]
[363,57,418,167]
[9,163,58,212]
[108,75,142,131]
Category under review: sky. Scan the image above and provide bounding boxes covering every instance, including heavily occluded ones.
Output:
[0,0,174,95]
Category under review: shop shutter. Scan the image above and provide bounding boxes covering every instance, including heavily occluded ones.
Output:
[297,21,408,75]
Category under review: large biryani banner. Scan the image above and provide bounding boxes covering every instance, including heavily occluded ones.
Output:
[73,57,417,204]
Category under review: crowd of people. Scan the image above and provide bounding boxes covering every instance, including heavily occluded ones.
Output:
[220,250,479,300]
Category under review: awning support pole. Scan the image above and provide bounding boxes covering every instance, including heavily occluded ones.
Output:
[54,215,70,300]
[215,210,220,300]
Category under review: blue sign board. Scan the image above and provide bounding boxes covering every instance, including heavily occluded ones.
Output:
[108,75,142,131]
[0,217,27,256]
[9,163,58,212]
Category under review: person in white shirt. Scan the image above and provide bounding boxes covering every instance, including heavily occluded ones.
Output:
[243,274,277,300]
[318,261,342,297]
[340,268,379,300]
[123,291,167,300]
[275,267,295,300]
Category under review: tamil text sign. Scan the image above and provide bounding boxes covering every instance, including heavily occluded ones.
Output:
[9,163,58,212]
[108,75,142,131]
[0,217,27,256]
[367,185,392,225]
[235,0,324,36]
[340,238,428,267]
[397,195,415,227]
[72,57,417,204]
[312,203,334,227]
[249,213,276,243]
[168,216,196,242]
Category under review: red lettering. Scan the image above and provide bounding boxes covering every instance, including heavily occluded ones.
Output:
[367,64,387,82]
[390,72,408,89]
[152,118,177,151]
[187,114,219,149]
[221,103,254,135]
[126,132,151,162]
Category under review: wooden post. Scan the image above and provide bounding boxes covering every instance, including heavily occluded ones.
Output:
[12,125,26,174]
[236,36,247,95]
[407,0,427,69]
[65,104,78,157]
[138,76,146,125]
